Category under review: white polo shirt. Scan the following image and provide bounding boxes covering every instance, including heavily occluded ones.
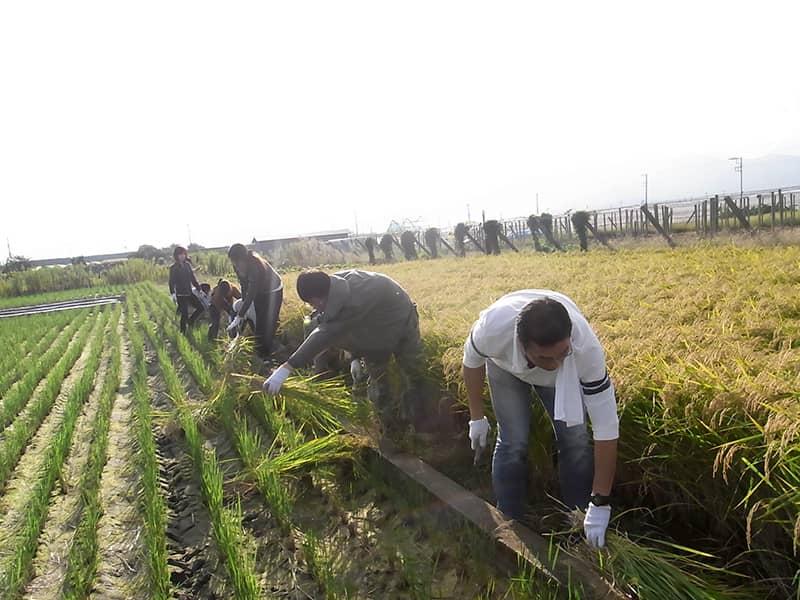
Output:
[463,290,619,441]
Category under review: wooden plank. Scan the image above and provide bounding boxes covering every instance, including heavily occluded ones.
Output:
[374,440,625,600]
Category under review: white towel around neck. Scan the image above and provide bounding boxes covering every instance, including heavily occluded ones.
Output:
[554,353,584,427]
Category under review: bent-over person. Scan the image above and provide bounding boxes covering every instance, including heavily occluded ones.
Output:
[463,290,618,548]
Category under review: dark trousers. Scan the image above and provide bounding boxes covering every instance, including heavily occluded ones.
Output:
[254,289,283,357]
[363,306,431,432]
[208,305,235,340]
[177,294,204,333]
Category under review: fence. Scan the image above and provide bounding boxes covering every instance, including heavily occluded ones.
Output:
[407,185,800,255]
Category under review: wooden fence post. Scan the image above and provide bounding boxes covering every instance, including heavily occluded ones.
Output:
[641,204,676,248]
[723,195,752,231]
[771,192,776,231]
[702,201,708,236]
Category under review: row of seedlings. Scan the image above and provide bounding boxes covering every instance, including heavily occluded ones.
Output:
[136,285,365,596]
[140,284,525,598]
[60,303,123,597]
[0,311,70,395]
[125,299,172,598]
[0,306,111,598]
[0,309,99,492]
[129,288,262,598]
[0,310,92,432]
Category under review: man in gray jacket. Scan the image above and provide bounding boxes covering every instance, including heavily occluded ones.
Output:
[263,269,429,433]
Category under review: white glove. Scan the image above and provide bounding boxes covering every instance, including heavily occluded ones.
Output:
[262,366,291,396]
[226,315,242,333]
[350,358,366,385]
[171,293,177,304]
[468,416,490,451]
[584,503,612,549]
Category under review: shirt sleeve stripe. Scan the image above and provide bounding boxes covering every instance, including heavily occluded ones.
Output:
[581,371,609,388]
[470,330,490,359]
[582,378,612,395]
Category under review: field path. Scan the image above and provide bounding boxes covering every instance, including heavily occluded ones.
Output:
[21,325,112,599]
[92,322,147,599]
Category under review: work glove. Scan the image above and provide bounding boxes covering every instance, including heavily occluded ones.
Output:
[262,366,291,396]
[584,503,612,549]
[468,416,490,451]
[171,293,177,304]
[226,315,242,334]
[350,358,366,385]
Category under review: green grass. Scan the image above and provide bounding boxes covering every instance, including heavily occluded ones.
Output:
[0,284,124,307]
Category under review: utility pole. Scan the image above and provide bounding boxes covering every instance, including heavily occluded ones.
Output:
[467,203,471,223]
[536,192,539,214]
[642,173,648,205]
[187,224,192,246]
[729,157,743,202]
[6,238,11,259]
[354,211,359,236]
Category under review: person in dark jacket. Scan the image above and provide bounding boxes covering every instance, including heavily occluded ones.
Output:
[262,269,430,433]
[169,246,204,333]
[228,244,283,357]
[208,279,242,340]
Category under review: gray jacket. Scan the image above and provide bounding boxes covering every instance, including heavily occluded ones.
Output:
[288,270,415,368]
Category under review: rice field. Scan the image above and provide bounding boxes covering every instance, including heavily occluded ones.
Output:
[0,239,798,598]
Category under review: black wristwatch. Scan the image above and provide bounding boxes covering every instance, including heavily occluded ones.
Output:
[589,493,611,507]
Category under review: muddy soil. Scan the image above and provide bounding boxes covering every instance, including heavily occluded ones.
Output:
[93,321,148,599]
[145,348,231,599]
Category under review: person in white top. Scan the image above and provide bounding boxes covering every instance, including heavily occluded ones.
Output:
[462,290,618,548]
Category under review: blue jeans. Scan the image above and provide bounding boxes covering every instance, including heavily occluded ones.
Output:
[487,360,593,519]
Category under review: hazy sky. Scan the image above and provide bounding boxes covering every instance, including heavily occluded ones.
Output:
[2,1,799,259]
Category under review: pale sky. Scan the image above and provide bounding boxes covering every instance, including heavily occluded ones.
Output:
[2,1,799,259]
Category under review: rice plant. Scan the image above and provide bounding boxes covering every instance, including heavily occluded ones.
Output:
[131,289,262,599]
[62,303,123,598]
[0,310,91,432]
[0,306,110,598]
[125,298,172,599]
[0,309,102,492]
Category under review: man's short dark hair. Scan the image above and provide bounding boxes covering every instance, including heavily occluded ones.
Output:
[228,243,248,261]
[516,297,572,347]
[200,283,211,294]
[296,270,331,302]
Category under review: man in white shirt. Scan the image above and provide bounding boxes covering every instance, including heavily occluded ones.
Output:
[462,290,618,548]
